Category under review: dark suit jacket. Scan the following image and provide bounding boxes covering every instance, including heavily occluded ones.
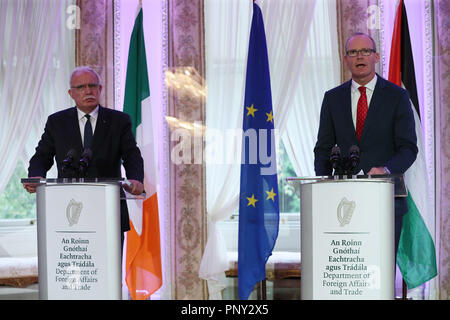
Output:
[28,105,144,232]
[314,75,418,214]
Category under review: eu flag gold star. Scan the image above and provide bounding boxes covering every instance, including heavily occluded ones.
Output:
[265,188,276,201]
[246,104,258,117]
[246,194,258,207]
[266,110,274,123]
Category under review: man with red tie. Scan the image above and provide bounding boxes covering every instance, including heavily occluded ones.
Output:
[313,32,418,254]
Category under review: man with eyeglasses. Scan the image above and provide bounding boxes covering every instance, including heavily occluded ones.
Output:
[23,66,144,245]
[313,32,418,255]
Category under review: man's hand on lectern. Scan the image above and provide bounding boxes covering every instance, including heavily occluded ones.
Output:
[367,167,387,175]
[23,176,44,194]
[122,179,144,196]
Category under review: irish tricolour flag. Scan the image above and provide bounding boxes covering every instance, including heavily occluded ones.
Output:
[123,4,162,300]
[388,0,437,289]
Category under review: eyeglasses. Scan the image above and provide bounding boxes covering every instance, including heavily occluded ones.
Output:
[71,83,100,91]
[346,48,376,57]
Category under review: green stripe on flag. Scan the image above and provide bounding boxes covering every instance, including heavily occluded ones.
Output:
[397,192,437,289]
[123,8,149,138]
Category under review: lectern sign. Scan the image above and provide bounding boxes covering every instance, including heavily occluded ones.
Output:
[51,193,103,295]
[35,182,122,300]
[299,179,395,300]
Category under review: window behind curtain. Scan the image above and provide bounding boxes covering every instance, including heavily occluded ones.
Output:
[0,1,76,220]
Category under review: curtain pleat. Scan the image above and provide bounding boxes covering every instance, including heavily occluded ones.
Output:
[0,0,75,194]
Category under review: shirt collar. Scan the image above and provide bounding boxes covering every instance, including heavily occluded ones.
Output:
[77,105,99,121]
[351,74,378,92]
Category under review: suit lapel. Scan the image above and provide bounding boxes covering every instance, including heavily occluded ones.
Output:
[92,105,110,151]
[66,107,83,151]
[360,75,386,143]
[340,80,355,137]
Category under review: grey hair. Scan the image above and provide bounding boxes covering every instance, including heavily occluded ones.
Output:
[69,66,101,86]
[345,32,377,52]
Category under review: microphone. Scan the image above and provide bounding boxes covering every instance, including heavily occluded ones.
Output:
[330,145,341,175]
[78,148,92,176]
[348,145,360,171]
[62,149,77,173]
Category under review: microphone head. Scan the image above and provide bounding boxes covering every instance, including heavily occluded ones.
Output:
[79,148,92,172]
[81,148,92,160]
[331,145,341,155]
[63,149,77,165]
[330,145,341,171]
[348,145,360,170]
[62,148,77,174]
[349,145,359,155]
[66,148,76,159]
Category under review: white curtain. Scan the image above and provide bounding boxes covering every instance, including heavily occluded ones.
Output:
[0,0,75,194]
[199,0,252,299]
[200,0,340,299]
[260,0,316,138]
[282,0,341,177]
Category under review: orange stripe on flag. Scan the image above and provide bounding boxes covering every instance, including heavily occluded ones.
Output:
[126,193,162,300]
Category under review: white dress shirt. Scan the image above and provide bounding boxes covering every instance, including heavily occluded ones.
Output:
[77,105,99,148]
[350,74,377,129]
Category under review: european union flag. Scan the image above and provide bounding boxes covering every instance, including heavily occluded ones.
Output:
[238,2,279,300]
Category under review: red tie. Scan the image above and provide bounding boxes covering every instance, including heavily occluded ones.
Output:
[356,86,367,140]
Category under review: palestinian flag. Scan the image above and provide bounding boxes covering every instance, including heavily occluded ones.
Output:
[388,0,437,289]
